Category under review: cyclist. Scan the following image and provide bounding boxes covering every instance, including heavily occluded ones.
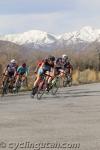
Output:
[55,57,63,76]
[61,54,73,75]
[62,54,69,66]
[61,54,73,84]
[14,63,29,88]
[2,59,18,87]
[34,59,44,74]
[31,55,55,96]
[65,60,73,75]
[55,54,73,77]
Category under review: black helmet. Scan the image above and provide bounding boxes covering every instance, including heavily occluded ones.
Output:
[48,55,55,61]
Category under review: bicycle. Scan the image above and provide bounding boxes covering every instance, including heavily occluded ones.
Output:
[49,75,60,95]
[63,73,72,87]
[13,75,27,93]
[31,74,60,100]
[1,75,15,96]
[36,74,48,99]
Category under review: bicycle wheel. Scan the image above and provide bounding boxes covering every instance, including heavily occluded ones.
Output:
[68,80,72,87]
[37,80,47,100]
[8,78,14,93]
[63,78,68,87]
[13,80,21,94]
[1,79,9,96]
[31,86,38,98]
[63,75,72,87]
[51,77,60,95]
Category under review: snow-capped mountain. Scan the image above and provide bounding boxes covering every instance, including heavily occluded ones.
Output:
[59,26,100,44]
[0,26,100,50]
[0,30,58,50]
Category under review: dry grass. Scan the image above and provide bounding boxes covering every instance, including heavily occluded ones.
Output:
[72,69,100,84]
[27,69,100,88]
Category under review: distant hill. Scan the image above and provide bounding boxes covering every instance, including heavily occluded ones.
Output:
[0,40,32,65]
[0,40,52,67]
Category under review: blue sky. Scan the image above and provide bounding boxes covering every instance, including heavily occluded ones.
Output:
[0,0,100,35]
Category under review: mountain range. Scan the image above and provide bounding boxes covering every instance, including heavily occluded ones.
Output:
[0,26,100,51]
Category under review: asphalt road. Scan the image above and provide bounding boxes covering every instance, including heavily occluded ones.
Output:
[0,83,100,150]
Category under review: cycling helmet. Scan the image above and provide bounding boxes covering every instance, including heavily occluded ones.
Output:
[22,63,26,67]
[48,55,55,61]
[10,59,16,64]
[62,54,68,59]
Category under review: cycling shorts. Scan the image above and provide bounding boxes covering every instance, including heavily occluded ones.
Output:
[8,71,14,78]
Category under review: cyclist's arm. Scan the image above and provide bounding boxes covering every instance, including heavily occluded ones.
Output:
[52,68,55,77]
[50,66,55,77]
[25,67,29,77]
[16,66,22,74]
[67,64,73,75]
[2,66,8,76]
[34,66,39,73]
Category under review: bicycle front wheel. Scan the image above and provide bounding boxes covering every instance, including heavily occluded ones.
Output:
[63,78,68,87]
[51,77,60,95]
[37,81,47,100]
[1,79,8,96]
[14,80,21,94]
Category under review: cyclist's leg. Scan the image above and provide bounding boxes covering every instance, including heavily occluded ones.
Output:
[22,75,28,87]
[46,71,55,91]
[31,68,44,96]
[33,68,44,87]
[14,74,20,87]
[48,71,54,83]
[2,70,8,86]
[8,72,14,88]
[44,71,50,91]
[1,71,10,94]
[20,74,25,86]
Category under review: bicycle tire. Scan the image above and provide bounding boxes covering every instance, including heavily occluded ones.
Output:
[51,77,60,95]
[14,79,21,94]
[1,79,8,96]
[37,80,47,100]
[63,76,72,87]
[63,79,68,87]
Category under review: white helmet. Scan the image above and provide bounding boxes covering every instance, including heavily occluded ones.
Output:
[62,54,68,59]
[10,59,16,64]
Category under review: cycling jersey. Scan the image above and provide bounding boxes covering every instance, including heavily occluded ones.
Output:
[37,59,54,75]
[17,66,28,75]
[55,58,73,74]
[7,63,17,73]
[65,63,73,74]
[43,59,54,71]
[56,58,63,68]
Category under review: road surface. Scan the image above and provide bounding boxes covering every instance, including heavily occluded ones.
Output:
[0,83,100,150]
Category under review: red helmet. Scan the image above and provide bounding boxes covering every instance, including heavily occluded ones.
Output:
[22,63,26,67]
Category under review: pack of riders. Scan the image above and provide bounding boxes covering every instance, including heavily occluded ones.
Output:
[31,54,73,96]
[1,54,73,94]
[2,59,29,89]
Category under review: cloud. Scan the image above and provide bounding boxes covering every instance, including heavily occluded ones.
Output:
[76,0,100,9]
[0,0,74,14]
[75,0,100,16]
[0,10,100,35]
[0,0,100,34]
